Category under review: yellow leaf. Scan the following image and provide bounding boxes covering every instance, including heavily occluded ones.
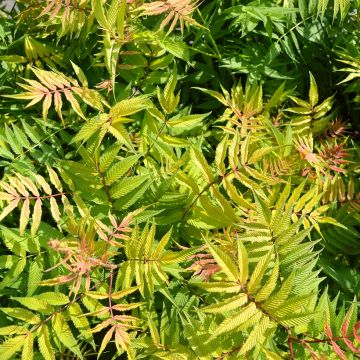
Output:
[63,89,85,119]
[0,335,26,360]
[0,198,20,222]
[309,72,318,107]
[22,332,33,360]
[97,326,115,359]
[19,198,30,236]
[110,95,151,119]
[31,198,42,237]
[53,91,63,121]
[46,166,63,192]
[49,197,61,223]
[190,147,214,184]
[237,239,248,284]
[37,325,55,360]
[42,93,52,120]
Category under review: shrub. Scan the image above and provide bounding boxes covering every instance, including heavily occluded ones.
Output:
[0,0,359,359]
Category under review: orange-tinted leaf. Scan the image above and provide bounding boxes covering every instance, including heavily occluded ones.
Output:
[354,322,360,344]
[331,340,347,360]
[42,93,52,120]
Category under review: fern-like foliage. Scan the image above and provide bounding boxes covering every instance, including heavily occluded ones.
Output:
[38,0,94,37]
[0,168,65,235]
[5,67,105,121]
[0,0,359,359]
[139,0,201,33]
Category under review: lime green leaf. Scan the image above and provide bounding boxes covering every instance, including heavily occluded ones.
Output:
[194,281,240,293]
[309,72,318,107]
[0,335,26,360]
[105,155,140,185]
[110,95,151,120]
[255,258,279,302]
[190,147,214,184]
[1,308,40,324]
[206,239,239,282]
[94,0,110,29]
[110,174,150,199]
[37,325,55,360]
[237,239,249,284]
[53,313,83,359]
[201,294,248,313]
[71,116,108,144]
[192,87,227,105]
[247,251,272,294]
[34,292,69,306]
[167,112,210,129]
[239,316,270,355]
[212,303,260,337]
[0,256,26,290]
[11,297,53,314]
[22,332,33,360]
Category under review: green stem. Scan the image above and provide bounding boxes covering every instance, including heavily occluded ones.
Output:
[196,8,221,59]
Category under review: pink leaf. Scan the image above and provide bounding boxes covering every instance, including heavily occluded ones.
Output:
[325,322,334,339]
[354,322,360,344]
[331,340,348,360]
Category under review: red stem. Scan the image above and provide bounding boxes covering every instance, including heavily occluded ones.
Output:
[108,269,114,319]
[15,192,67,200]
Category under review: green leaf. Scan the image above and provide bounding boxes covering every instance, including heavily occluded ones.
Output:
[30,199,42,237]
[192,87,227,105]
[63,89,85,119]
[110,174,150,199]
[206,239,239,282]
[117,0,126,38]
[71,116,108,144]
[155,34,190,62]
[247,251,272,293]
[0,256,26,290]
[11,297,54,314]
[68,303,93,344]
[34,292,69,306]
[254,193,271,225]
[255,257,279,302]
[37,325,55,360]
[97,327,115,359]
[190,147,214,184]
[27,255,43,296]
[263,272,295,311]
[281,312,316,327]
[239,315,270,355]
[167,112,210,129]
[153,227,172,258]
[22,332,33,360]
[215,135,228,175]
[309,72,318,107]
[71,61,88,87]
[201,294,248,313]
[53,313,83,359]
[99,144,121,173]
[212,303,260,337]
[0,326,28,336]
[158,134,190,147]
[94,0,110,29]
[237,239,249,284]
[1,308,40,324]
[0,335,26,360]
[108,123,134,149]
[110,95,151,120]
[160,247,198,264]
[105,155,140,185]
[194,281,241,293]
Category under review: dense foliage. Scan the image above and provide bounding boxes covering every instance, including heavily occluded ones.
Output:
[0,0,360,358]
